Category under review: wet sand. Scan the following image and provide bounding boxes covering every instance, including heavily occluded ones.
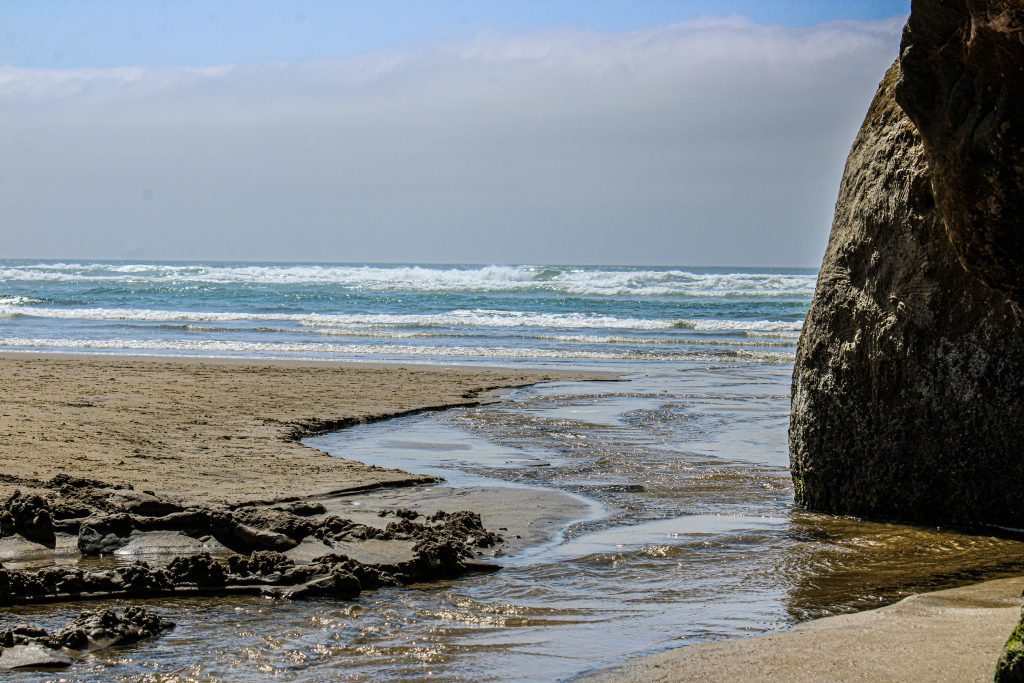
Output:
[0,352,603,506]
[582,576,1024,682]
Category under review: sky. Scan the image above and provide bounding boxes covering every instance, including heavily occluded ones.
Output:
[0,1,910,266]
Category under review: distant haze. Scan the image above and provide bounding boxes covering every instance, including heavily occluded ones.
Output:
[0,17,902,266]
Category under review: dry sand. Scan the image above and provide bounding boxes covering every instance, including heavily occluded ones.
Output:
[0,352,602,507]
[582,575,1024,683]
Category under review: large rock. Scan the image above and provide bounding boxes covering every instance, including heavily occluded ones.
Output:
[895,0,1024,308]
[789,60,1024,525]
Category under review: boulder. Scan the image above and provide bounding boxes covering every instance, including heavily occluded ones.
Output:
[790,59,1024,525]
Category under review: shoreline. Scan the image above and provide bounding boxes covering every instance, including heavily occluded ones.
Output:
[579,575,1024,682]
[0,352,610,507]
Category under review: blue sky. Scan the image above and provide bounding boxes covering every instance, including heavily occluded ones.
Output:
[2,1,910,68]
[0,3,908,265]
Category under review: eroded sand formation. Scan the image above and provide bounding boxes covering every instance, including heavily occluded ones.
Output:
[0,475,505,669]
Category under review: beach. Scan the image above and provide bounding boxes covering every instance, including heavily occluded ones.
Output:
[1,262,1022,680]
[581,576,1024,682]
[0,352,598,507]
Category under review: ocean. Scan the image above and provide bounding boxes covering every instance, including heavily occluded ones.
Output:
[6,260,1023,682]
[0,260,812,364]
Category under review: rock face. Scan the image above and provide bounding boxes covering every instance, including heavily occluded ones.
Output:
[896,0,1024,308]
[996,607,1024,683]
[789,58,1024,525]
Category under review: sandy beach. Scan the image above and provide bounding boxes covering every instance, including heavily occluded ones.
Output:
[0,352,600,507]
[582,576,1024,682]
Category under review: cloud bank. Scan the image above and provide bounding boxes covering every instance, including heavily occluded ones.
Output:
[0,17,903,265]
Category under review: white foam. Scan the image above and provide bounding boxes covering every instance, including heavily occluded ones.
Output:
[534,334,797,348]
[0,295,44,305]
[0,304,804,333]
[0,337,795,364]
[0,263,817,297]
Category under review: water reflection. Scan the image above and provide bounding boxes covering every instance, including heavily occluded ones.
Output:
[780,511,1024,620]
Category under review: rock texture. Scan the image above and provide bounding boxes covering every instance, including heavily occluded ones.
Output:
[896,0,1024,308]
[789,57,1024,525]
[0,607,173,671]
[996,607,1024,683]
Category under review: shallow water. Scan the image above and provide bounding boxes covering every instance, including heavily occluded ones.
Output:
[9,362,1024,682]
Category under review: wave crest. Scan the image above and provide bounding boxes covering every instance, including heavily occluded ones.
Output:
[0,263,817,298]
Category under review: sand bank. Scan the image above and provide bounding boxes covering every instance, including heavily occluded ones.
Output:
[582,575,1024,682]
[0,353,602,507]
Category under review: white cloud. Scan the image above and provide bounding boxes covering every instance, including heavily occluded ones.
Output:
[0,17,903,265]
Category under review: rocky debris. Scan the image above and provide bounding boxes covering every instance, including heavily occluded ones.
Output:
[18,473,503,560]
[997,607,1024,683]
[379,508,420,520]
[117,562,174,593]
[428,510,503,549]
[0,492,55,547]
[284,569,361,600]
[0,607,173,671]
[42,606,173,651]
[0,495,502,607]
[0,472,503,624]
[228,550,295,578]
[306,553,400,590]
[167,553,227,587]
[895,0,1024,309]
[789,58,1024,526]
[404,538,470,580]
[0,543,486,607]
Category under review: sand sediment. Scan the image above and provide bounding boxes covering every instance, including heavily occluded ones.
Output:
[0,353,600,506]
[582,575,1024,683]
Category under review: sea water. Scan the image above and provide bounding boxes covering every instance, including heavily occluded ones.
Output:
[4,260,1024,681]
[0,260,810,363]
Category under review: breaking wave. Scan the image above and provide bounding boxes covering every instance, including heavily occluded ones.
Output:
[0,304,804,333]
[0,337,795,364]
[0,263,816,298]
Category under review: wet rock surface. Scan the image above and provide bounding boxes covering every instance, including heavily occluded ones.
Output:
[0,606,173,670]
[790,57,1024,525]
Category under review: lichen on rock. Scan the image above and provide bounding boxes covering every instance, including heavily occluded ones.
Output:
[996,607,1024,683]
